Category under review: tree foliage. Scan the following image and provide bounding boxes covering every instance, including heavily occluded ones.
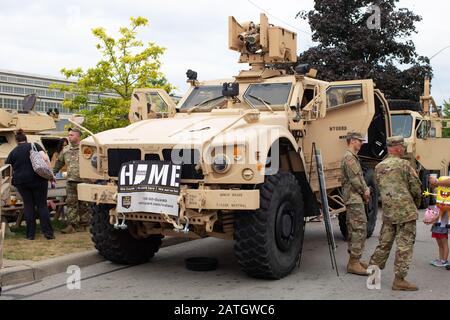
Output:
[297,0,432,101]
[54,16,173,133]
[442,100,450,138]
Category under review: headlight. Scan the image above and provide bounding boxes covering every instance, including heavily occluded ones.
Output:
[242,168,254,181]
[91,154,98,169]
[212,154,230,174]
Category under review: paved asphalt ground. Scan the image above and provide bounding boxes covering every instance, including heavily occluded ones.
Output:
[1,209,449,300]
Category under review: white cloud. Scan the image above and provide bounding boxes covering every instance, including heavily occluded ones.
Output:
[0,0,448,103]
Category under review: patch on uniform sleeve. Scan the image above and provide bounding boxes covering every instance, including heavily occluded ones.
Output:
[346,157,360,175]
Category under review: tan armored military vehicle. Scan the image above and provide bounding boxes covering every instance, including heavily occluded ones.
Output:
[336,78,450,239]
[388,78,450,208]
[77,14,393,279]
[0,94,66,222]
[0,94,67,165]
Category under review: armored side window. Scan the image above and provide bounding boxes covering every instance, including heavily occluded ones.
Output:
[146,92,169,116]
[416,120,434,139]
[326,84,363,109]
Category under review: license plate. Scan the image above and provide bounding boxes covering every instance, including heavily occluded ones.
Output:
[117,161,182,217]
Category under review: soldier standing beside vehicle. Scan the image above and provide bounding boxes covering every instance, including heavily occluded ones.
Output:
[53,128,89,234]
[369,136,422,291]
[341,131,371,276]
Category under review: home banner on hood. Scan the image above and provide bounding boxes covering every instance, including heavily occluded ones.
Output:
[117,161,182,216]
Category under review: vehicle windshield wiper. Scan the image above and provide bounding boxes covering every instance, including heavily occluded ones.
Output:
[248,94,274,113]
[187,95,224,114]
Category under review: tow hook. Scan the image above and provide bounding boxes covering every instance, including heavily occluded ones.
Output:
[114,211,128,230]
[174,216,190,234]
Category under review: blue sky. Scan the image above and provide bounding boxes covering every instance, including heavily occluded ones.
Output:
[0,0,448,103]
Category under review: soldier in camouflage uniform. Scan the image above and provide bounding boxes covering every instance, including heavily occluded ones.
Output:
[369,136,422,291]
[341,132,371,276]
[53,128,90,234]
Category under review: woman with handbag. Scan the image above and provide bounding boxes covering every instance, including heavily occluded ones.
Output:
[5,129,55,240]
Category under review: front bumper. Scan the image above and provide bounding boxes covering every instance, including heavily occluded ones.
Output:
[77,183,260,211]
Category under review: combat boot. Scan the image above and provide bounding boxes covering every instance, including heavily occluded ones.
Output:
[392,276,418,291]
[61,224,76,234]
[347,257,369,276]
[359,261,369,269]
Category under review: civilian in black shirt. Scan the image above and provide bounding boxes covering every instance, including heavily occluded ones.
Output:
[5,129,55,240]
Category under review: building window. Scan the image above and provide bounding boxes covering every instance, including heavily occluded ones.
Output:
[4,98,18,110]
[1,85,13,93]
[14,87,25,94]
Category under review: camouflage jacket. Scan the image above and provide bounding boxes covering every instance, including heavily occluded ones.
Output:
[53,143,81,182]
[341,150,369,205]
[375,155,422,224]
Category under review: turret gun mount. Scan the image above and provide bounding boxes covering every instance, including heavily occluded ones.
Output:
[229,13,297,69]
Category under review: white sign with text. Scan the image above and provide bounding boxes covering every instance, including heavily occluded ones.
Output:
[117,161,182,217]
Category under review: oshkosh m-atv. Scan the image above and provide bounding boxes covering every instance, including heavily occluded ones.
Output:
[77,14,392,279]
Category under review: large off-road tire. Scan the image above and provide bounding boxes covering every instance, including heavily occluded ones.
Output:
[234,172,305,280]
[387,99,422,112]
[338,168,378,240]
[90,204,163,265]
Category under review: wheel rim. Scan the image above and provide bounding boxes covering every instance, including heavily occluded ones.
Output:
[275,201,297,252]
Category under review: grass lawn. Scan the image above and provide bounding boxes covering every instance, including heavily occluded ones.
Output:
[3,220,94,261]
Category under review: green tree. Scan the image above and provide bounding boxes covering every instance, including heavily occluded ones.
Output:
[442,100,450,138]
[297,0,432,101]
[54,16,174,133]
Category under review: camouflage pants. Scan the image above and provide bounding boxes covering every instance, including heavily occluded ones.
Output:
[370,221,417,279]
[66,181,90,227]
[346,204,367,260]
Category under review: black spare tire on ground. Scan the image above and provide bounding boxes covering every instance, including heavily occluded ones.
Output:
[90,204,163,265]
[185,257,218,272]
[234,172,305,280]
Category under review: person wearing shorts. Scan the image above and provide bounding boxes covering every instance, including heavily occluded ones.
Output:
[430,210,449,268]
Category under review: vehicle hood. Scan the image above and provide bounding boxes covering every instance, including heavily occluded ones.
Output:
[83,113,286,148]
[85,112,286,147]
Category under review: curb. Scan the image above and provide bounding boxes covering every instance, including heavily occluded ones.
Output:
[0,250,103,288]
[0,237,191,288]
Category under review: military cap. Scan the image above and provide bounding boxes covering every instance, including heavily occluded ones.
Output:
[346,131,365,141]
[387,136,406,147]
[69,127,82,135]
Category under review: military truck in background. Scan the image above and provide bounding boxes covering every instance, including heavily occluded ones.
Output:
[0,94,66,224]
[388,78,450,208]
[337,77,450,239]
[75,13,399,279]
[0,94,66,165]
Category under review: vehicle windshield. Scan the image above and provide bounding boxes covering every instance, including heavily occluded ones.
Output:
[179,86,226,112]
[244,83,292,110]
[391,115,413,138]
